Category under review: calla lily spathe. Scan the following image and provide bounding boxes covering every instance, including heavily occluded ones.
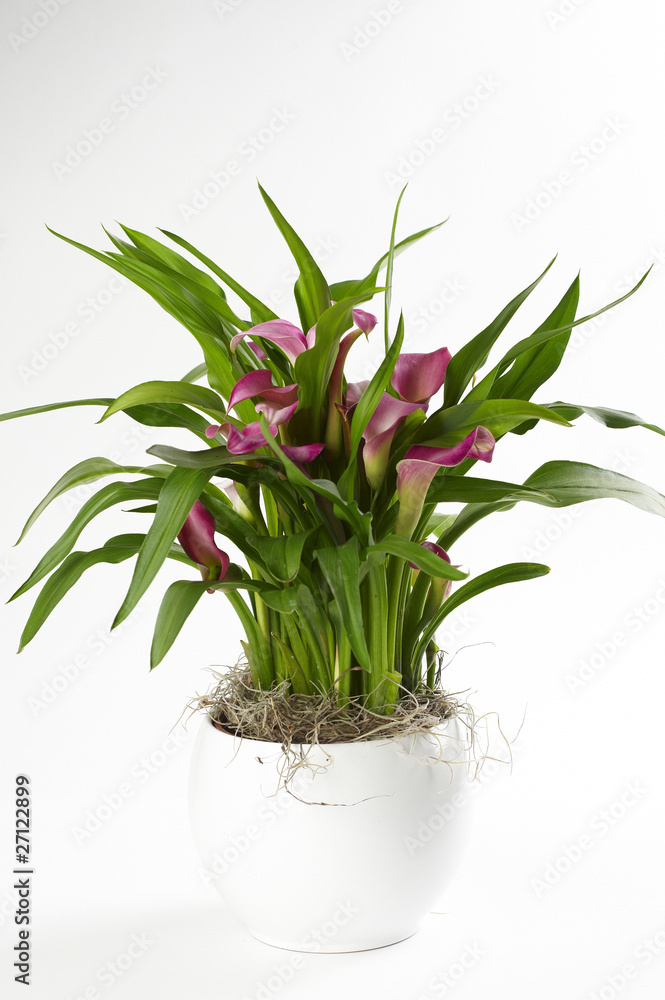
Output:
[391,347,452,405]
[177,500,229,591]
[395,427,496,537]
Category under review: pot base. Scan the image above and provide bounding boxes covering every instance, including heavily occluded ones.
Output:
[250,929,419,954]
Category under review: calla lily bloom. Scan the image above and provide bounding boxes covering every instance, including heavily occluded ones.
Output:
[410,541,455,612]
[232,309,377,368]
[206,418,323,463]
[362,393,425,490]
[409,539,451,571]
[391,347,452,405]
[395,427,495,537]
[227,369,298,413]
[178,499,229,591]
[231,319,308,365]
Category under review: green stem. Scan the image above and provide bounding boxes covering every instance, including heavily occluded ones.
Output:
[365,562,389,712]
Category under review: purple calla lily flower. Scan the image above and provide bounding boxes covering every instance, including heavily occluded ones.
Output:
[410,540,455,606]
[409,540,450,570]
[254,399,299,425]
[206,418,323,463]
[248,341,267,361]
[178,499,229,591]
[362,393,425,490]
[391,347,452,405]
[227,370,298,412]
[395,427,496,537]
[281,442,325,463]
[230,319,308,365]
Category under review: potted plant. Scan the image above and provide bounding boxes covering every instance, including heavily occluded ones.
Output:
[3,185,664,952]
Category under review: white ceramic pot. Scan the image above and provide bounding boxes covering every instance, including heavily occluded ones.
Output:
[189,713,473,953]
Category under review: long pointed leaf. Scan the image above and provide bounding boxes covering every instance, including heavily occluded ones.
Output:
[9,479,165,601]
[101,381,227,422]
[15,457,157,545]
[413,562,550,665]
[444,257,556,406]
[314,539,370,671]
[258,183,331,331]
[160,229,277,324]
[19,535,191,650]
[112,467,211,628]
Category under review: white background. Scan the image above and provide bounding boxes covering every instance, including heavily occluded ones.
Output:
[1,1,665,997]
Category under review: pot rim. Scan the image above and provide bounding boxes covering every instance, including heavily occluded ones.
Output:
[198,709,463,752]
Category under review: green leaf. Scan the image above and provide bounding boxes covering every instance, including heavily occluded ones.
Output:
[314,538,370,671]
[291,292,381,441]
[443,257,556,406]
[47,227,229,335]
[545,403,665,438]
[0,398,112,423]
[146,443,236,470]
[100,381,227,422]
[424,512,457,537]
[19,534,191,651]
[348,312,405,458]
[523,461,665,517]
[329,219,447,302]
[150,579,210,668]
[413,562,550,665]
[123,402,211,436]
[364,536,468,580]
[116,225,230,299]
[9,479,165,602]
[160,229,278,325]
[474,270,650,407]
[484,275,580,403]
[181,361,208,383]
[426,476,556,505]
[246,530,313,583]
[258,183,331,331]
[15,457,153,545]
[415,398,571,446]
[149,576,285,670]
[384,186,407,352]
[439,460,665,549]
[257,416,371,540]
[113,467,211,628]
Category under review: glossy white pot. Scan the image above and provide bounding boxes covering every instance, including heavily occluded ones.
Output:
[189,713,473,952]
